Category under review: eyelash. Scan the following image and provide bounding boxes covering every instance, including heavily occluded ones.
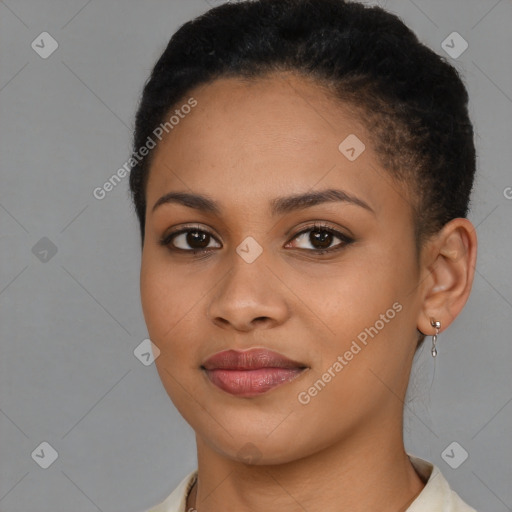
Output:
[159,222,354,256]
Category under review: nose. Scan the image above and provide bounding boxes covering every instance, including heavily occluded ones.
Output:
[206,258,290,332]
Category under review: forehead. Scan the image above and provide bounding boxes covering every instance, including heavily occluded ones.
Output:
[145,72,408,220]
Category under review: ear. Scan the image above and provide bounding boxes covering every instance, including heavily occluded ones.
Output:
[417,218,478,336]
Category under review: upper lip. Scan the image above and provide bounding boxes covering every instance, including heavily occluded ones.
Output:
[201,348,307,370]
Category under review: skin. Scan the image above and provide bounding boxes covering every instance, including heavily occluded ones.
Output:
[139,71,477,512]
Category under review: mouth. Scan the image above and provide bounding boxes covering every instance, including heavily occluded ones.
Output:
[201,348,309,397]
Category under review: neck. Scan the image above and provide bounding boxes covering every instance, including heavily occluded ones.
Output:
[187,419,425,512]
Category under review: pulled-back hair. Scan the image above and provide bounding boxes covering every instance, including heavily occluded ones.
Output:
[129,0,476,259]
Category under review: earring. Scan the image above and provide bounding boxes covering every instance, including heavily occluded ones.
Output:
[430,319,441,357]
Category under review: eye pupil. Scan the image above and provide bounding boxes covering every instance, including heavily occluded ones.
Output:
[187,230,209,248]
[311,229,332,249]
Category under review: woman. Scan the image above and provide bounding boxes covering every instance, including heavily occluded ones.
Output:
[129,0,478,510]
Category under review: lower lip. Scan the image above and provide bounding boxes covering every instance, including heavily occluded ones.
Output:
[204,367,306,397]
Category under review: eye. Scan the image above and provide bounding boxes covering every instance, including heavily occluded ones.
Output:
[160,224,221,253]
[285,222,353,254]
[160,222,354,255]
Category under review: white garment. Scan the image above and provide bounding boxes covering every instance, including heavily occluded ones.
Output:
[144,453,478,512]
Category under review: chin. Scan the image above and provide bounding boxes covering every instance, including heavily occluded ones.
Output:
[188,409,330,465]
[209,434,309,466]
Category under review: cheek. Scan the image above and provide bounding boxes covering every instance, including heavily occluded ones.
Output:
[140,254,204,404]
[296,246,416,383]
[140,256,168,338]
[140,251,194,348]
[299,252,403,331]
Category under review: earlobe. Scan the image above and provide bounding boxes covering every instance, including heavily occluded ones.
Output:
[417,218,478,336]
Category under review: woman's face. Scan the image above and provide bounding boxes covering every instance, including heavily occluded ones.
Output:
[140,72,425,464]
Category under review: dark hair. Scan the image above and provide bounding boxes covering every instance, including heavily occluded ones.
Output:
[128,0,476,341]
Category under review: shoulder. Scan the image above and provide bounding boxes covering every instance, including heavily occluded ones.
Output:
[406,453,478,512]
[143,470,198,512]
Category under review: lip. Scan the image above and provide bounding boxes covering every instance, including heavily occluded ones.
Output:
[201,348,308,397]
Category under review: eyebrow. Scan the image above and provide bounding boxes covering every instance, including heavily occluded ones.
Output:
[151,188,375,216]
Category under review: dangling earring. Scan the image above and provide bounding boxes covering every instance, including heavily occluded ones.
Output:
[430,319,441,357]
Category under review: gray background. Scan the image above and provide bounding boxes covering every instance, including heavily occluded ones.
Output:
[0,0,511,511]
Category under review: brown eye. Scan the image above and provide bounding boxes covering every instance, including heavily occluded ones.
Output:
[160,222,353,256]
[161,227,221,252]
[309,229,334,250]
[287,223,353,254]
